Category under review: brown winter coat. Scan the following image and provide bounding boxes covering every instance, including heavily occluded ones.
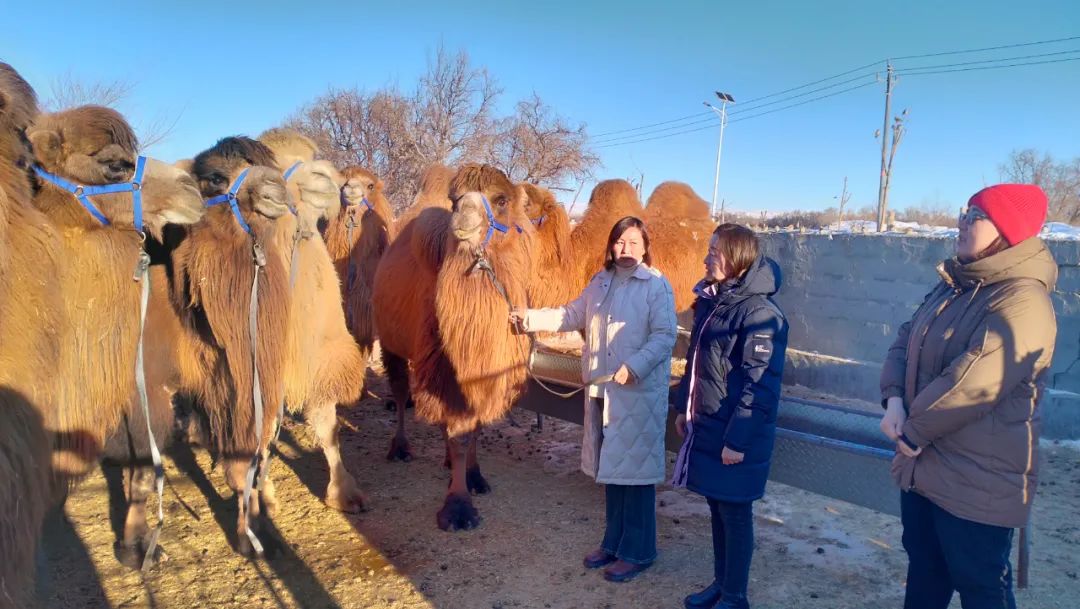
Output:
[880,237,1058,528]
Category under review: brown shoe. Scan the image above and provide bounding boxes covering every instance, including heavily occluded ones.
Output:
[603,559,651,582]
[583,548,616,569]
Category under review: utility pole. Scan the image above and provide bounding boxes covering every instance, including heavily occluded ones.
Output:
[836,176,850,227]
[705,91,735,220]
[720,198,727,224]
[876,62,894,232]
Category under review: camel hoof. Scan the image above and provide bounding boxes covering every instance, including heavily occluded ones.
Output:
[386,436,413,462]
[436,493,481,532]
[466,465,491,495]
[113,539,166,570]
[326,487,368,514]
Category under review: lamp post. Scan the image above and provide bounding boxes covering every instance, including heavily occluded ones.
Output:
[705,90,735,220]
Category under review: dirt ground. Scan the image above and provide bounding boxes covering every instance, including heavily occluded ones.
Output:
[37,367,1080,609]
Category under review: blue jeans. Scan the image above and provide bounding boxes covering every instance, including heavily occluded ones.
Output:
[708,498,755,605]
[901,491,1017,609]
[601,484,657,565]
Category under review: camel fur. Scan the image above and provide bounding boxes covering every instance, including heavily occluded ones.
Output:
[323,165,395,358]
[259,129,368,512]
[170,136,292,554]
[373,164,535,531]
[643,181,715,326]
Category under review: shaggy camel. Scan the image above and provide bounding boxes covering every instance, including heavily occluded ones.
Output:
[642,181,715,326]
[0,61,58,609]
[29,105,205,568]
[170,136,292,555]
[322,165,395,363]
[373,164,535,530]
[258,129,368,513]
[519,182,575,308]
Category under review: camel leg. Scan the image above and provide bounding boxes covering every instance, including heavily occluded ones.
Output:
[436,429,482,532]
[225,457,263,557]
[308,400,366,513]
[259,454,278,519]
[113,464,164,569]
[442,427,451,469]
[465,431,491,495]
[383,351,413,462]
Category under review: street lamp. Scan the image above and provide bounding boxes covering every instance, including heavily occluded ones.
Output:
[704,90,735,220]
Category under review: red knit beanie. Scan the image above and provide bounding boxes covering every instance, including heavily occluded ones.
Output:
[968,184,1048,246]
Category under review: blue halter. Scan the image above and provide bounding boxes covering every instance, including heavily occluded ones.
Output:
[34,155,148,232]
[481,195,510,247]
[531,215,546,227]
[204,168,253,234]
[340,189,374,212]
[280,162,302,217]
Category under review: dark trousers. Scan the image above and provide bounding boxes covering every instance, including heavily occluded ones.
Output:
[901,491,1017,609]
[707,498,755,604]
[600,484,657,565]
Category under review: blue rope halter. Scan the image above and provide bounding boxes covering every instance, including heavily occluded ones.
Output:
[280,162,303,217]
[34,156,148,232]
[480,195,509,247]
[204,168,253,234]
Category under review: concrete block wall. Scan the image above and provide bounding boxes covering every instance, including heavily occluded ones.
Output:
[759,233,1080,438]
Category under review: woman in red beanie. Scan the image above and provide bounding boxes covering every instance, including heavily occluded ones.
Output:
[879,183,1058,609]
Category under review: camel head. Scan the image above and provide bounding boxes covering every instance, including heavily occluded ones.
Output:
[341,165,384,215]
[448,164,527,251]
[28,105,204,235]
[256,128,341,218]
[520,183,560,226]
[191,136,290,223]
[288,159,343,218]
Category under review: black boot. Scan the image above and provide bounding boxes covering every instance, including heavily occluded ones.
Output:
[684,581,723,609]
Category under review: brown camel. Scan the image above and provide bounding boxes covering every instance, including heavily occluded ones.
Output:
[643,181,715,326]
[373,164,535,530]
[519,182,575,308]
[395,162,454,226]
[28,105,205,568]
[322,165,395,362]
[169,136,292,555]
[258,129,368,513]
[568,179,645,293]
[0,61,57,609]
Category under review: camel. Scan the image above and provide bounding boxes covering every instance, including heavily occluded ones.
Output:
[28,105,205,568]
[0,61,58,609]
[642,181,715,326]
[257,128,368,513]
[322,165,395,363]
[169,136,292,555]
[373,164,535,530]
[519,182,574,309]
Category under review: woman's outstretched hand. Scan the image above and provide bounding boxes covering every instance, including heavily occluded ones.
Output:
[509,308,526,330]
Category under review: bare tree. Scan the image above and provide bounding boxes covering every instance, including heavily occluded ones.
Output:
[485,93,599,187]
[410,44,501,166]
[999,149,1080,224]
[43,72,180,149]
[875,108,908,230]
[285,44,597,212]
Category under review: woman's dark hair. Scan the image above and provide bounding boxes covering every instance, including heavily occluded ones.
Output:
[603,216,652,271]
[964,235,1010,263]
[712,223,759,279]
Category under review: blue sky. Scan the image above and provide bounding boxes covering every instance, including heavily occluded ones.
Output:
[4,0,1078,214]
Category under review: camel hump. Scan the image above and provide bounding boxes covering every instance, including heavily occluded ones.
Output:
[646,181,710,220]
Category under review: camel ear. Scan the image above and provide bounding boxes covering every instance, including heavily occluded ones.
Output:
[28,128,62,168]
[376,178,384,191]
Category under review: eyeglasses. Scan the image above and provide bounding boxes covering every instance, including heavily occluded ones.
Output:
[958,206,989,226]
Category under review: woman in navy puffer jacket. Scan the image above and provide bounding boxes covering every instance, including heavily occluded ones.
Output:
[671,224,788,609]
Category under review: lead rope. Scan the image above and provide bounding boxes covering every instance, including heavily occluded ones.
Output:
[467,252,612,400]
[132,245,165,571]
[241,242,267,556]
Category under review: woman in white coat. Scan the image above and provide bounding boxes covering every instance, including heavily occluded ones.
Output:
[511,216,677,582]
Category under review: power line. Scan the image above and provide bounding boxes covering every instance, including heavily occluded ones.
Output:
[592,116,717,145]
[595,81,876,149]
[588,34,1080,142]
[891,34,1080,61]
[895,48,1080,72]
[591,111,712,138]
[728,81,878,124]
[896,55,1080,77]
[728,72,878,115]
